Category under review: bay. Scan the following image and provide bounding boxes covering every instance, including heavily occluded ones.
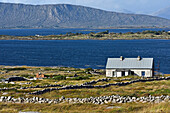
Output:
[0,39,170,74]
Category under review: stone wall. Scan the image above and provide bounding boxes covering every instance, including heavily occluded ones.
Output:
[0,95,169,105]
[29,76,170,95]
[0,77,169,95]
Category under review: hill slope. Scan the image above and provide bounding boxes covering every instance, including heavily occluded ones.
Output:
[152,6,170,20]
[0,2,170,28]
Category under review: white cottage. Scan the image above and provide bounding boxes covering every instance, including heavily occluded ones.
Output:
[106,56,154,77]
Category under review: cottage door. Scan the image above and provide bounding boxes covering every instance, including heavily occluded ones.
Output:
[121,71,125,76]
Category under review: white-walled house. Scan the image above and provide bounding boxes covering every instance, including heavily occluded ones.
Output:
[106,56,154,77]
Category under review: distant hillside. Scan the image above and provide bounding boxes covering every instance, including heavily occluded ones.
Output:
[0,2,170,29]
[152,6,170,20]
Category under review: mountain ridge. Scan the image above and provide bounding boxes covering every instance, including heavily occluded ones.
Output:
[0,2,170,29]
[152,6,170,20]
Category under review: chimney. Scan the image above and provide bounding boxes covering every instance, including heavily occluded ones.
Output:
[120,56,124,61]
[137,56,141,61]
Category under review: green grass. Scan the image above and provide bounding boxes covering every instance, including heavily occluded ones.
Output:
[0,83,21,88]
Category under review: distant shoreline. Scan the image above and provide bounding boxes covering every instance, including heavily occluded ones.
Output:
[0,38,169,41]
[0,30,169,40]
[0,26,170,30]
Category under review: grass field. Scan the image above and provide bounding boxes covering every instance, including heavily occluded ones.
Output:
[0,66,169,113]
[0,102,169,113]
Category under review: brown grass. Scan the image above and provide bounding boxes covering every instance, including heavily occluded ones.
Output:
[0,66,169,113]
[0,102,169,113]
[37,80,170,99]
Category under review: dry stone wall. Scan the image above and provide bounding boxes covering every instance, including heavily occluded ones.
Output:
[0,95,169,105]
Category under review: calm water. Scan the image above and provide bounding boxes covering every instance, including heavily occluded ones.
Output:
[0,40,170,74]
[0,28,170,36]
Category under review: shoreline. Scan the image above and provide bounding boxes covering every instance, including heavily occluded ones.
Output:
[0,38,169,41]
[0,38,170,41]
[0,26,170,30]
[0,32,170,40]
[0,65,105,70]
[0,37,169,41]
[0,65,169,74]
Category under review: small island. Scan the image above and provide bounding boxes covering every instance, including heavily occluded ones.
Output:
[0,30,170,40]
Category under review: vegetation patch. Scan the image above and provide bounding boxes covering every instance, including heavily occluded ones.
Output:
[0,30,170,40]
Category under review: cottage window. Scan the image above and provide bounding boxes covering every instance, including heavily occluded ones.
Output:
[131,71,134,75]
[142,71,145,76]
[112,71,115,77]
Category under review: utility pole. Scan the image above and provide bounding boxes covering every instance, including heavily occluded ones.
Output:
[156,61,160,72]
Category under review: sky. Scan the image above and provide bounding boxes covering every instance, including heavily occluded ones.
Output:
[0,0,170,14]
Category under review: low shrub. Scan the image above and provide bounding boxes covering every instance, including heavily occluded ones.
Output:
[70,76,89,80]
[3,68,27,71]
[85,68,93,72]
[0,83,16,88]
[53,75,66,80]
[20,74,31,78]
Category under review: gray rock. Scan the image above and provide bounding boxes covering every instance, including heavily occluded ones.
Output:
[155,99,162,103]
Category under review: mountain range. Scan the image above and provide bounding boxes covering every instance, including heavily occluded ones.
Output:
[152,6,170,20]
[0,2,170,29]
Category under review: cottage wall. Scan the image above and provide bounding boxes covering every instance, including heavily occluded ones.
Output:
[106,69,116,77]
[106,69,153,77]
[116,72,122,77]
[125,72,128,76]
[131,69,152,77]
